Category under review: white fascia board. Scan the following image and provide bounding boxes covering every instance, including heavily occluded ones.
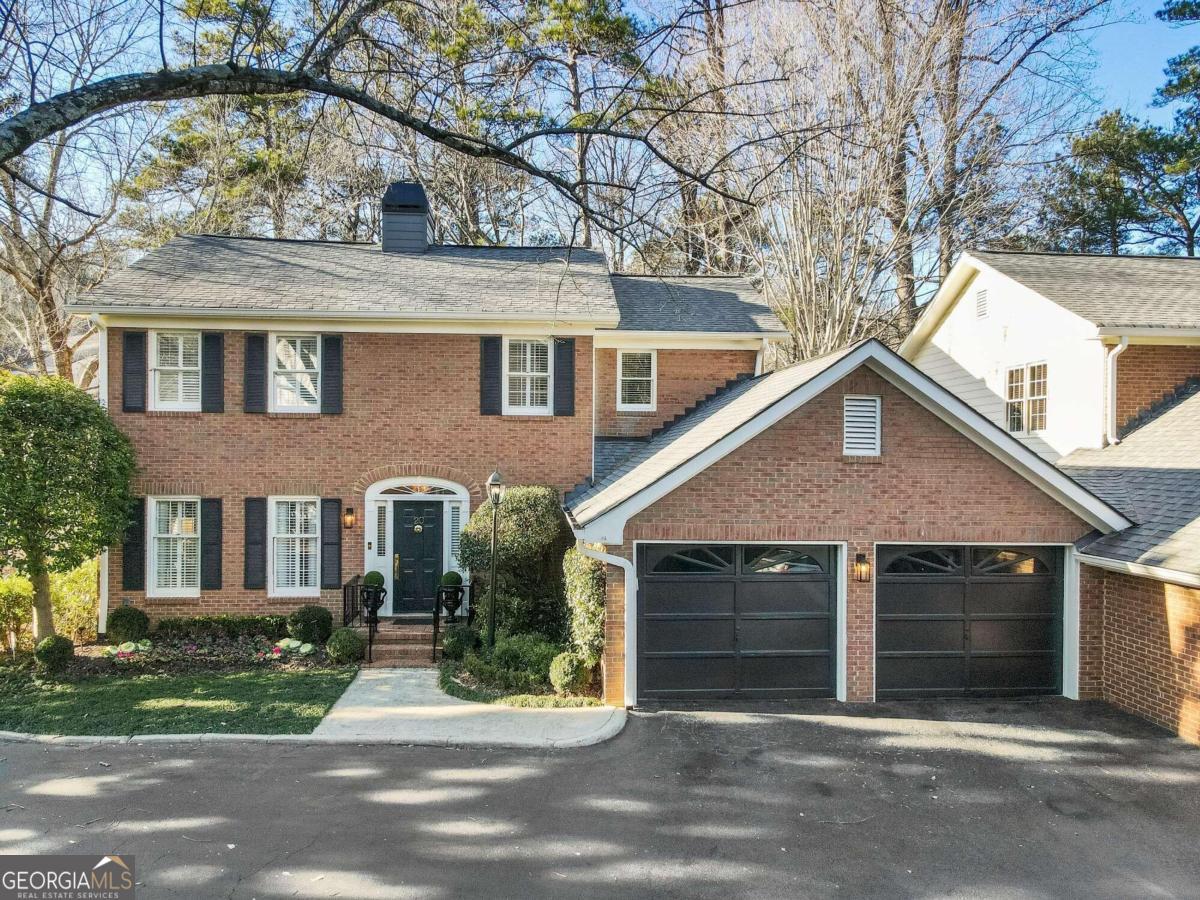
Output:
[864,357,1132,533]
[1076,552,1200,589]
[593,331,778,350]
[1096,328,1200,343]
[81,311,609,336]
[571,341,1131,543]
[897,253,981,358]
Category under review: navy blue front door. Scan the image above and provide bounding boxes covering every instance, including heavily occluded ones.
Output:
[393,501,442,614]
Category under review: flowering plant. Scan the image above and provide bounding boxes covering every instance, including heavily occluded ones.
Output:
[274,638,315,657]
[103,638,152,660]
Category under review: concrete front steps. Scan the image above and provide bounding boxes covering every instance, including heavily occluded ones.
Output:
[354,622,441,668]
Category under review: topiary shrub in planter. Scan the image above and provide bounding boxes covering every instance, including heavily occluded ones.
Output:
[34,634,74,672]
[550,651,590,695]
[490,633,562,685]
[563,546,605,667]
[458,485,573,640]
[441,623,477,661]
[440,571,463,587]
[106,606,150,643]
[288,605,333,644]
[326,627,367,663]
[362,571,385,588]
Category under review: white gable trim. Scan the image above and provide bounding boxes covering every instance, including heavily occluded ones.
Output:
[1076,552,1200,589]
[571,341,1131,543]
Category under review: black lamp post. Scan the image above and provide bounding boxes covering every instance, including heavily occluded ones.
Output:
[486,469,505,650]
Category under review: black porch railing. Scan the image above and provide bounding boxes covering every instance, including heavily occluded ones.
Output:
[342,574,363,627]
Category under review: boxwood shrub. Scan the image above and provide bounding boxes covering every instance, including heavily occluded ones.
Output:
[550,651,590,695]
[34,634,74,672]
[106,606,150,643]
[326,627,367,663]
[288,605,333,644]
[440,623,478,661]
[490,633,561,683]
[563,546,605,667]
[155,614,288,640]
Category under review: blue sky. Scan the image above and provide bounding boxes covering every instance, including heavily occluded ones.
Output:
[1091,0,1198,124]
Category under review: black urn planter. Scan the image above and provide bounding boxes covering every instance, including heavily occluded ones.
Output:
[361,584,387,624]
[438,585,464,623]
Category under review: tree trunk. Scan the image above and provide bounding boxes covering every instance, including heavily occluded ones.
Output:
[568,53,592,248]
[31,566,54,642]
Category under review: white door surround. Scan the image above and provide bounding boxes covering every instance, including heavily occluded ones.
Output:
[362,476,470,615]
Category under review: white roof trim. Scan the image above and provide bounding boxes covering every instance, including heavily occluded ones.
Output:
[1076,552,1200,589]
[571,340,1132,543]
[71,304,620,326]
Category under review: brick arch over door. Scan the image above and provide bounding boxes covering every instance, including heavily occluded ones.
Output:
[353,463,484,501]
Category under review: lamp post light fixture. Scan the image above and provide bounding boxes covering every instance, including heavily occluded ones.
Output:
[853,552,872,583]
[485,470,505,650]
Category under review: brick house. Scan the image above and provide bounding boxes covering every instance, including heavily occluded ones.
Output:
[901,250,1200,743]
[74,186,1194,743]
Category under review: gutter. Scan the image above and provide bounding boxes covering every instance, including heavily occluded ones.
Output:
[1075,552,1200,590]
[576,540,637,708]
[1105,336,1129,445]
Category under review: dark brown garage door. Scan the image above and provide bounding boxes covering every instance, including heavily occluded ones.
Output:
[637,544,837,702]
[876,545,1062,698]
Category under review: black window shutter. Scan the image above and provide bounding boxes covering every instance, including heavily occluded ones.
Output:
[200,498,222,590]
[480,336,501,415]
[320,499,342,588]
[201,332,225,413]
[244,498,267,589]
[553,337,575,416]
[244,333,268,413]
[122,331,147,412]
[320,334,343,414]
[121,498,146,590]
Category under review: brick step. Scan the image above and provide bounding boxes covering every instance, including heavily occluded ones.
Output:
[369,629,436,644]
[362,656,438,669]
[364,645,439,666]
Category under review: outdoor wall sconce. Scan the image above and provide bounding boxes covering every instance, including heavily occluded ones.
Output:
[853,553,872,583]
[343,507,356,530]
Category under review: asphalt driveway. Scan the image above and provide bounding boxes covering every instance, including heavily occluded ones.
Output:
[2,698,1197,898]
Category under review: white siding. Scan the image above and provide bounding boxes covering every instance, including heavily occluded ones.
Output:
[912,268,1105,461]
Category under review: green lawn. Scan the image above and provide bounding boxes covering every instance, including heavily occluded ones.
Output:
[0,668,357,735]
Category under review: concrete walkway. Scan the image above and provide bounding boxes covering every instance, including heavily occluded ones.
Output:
[311,668,625,748]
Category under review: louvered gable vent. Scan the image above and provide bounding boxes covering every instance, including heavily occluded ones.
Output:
[843,395,881,456]
[976,289,989,318]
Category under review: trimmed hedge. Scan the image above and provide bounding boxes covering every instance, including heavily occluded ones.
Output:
[550,651,590,695]
[326,627,367,663]
[287,606,333,644]
[155,615,288,640]
[106,606,149,643]
[490,633,561,683]
[462,652,542,694]
[563,546,605,667]
[34,634,74,672]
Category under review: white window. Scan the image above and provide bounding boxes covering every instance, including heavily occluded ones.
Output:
[975,289,989,319]
[270,497,320,597]
[148,498,200,597]
[271,335,321,413]
[843,395,881,456]
[617,350,656,412]
[503,337,552,415]
[1006,363,1048,434]
[151,331,201,411]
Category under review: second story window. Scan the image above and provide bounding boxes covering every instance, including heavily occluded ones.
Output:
[152,331,201,411]
[617,350,656,411]
[149,497,200,597]
[1006,363,1048,433]
[504,337,552,415]
[272,335,321,413]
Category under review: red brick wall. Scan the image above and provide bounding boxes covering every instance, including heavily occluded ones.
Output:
[1115,344,1200,430]
[106,328,593,620]
[599,367,1091,704]
[595,348,757,437]
[1096,568,1200,744]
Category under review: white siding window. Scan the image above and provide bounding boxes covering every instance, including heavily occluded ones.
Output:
[503,338,552,415]
[617,350,656,411]
[271,498,320,596]
[975,289,989,319]
[843,395,882,456]
[271,335,321,413]
[1006,363,1048,433]
[151,332,201,411]
[149,498,200,597]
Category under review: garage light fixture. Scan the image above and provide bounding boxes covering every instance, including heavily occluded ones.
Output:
[853,553,872,583]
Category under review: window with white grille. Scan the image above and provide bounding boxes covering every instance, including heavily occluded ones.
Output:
[503,338,552,414]
[1006,363,1048,433]
[617,350,656,411]
[271,498,319,596]
[152,332,201,411]
[843,395,881,456]
[449,502,463,567]
[375,503,387,557]
[149,498,200,596]
[975,289,989,319]
[271,335,321,412]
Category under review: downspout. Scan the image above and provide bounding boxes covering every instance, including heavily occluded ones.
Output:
[95,316,110,637]
[577,540,637,708]
[1105,337,1129,445]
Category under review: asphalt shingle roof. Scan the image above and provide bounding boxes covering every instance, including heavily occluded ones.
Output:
[1060,392,1200,576]
[972,250,1200,329]
[76,235,620,323]
[610,275,784,333]
[568,344,857,524]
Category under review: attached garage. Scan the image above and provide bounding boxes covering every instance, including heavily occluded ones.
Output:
[636,543,838,702]
[876,545,1063,698]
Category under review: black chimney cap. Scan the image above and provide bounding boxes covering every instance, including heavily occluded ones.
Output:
[382,182,429,212]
